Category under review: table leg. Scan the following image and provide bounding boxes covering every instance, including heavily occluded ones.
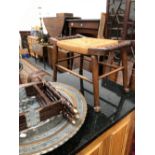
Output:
[121,47,129,92]
[53,45,58,81]
[35,53,37,64]
[43,46,46,70]
[79,55,84,95]
[91,55,100,112]
[68,52,74,70]
[43,55,46,69]
[70,52,74,70]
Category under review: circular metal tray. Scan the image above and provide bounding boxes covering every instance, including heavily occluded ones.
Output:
[19,82,87,155]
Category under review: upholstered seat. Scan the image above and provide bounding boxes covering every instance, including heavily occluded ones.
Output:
[57,37,119,55]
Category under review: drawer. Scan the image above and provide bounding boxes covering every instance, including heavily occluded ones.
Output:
[69,22,99,29]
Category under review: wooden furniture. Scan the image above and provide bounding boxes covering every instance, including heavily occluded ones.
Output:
[27,35,39,57]
[19,31,31,48]
[19,62,23,84]
[97,13,107,38]
[103,0,135,87]
[43,13,99,38]
[77,111,135,155]
[129,63,135,91]
[106,0,135,40]
[27,35,48,69]
[51,36,132,112]
[66,19,100,37]
[43,14,80,38]
[47,46,69,71]
[19,81,80,131]
[31,43,48,69]
[19,59,52,84]
[43,17,66,38]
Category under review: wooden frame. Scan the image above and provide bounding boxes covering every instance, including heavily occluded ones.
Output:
[19,81,79,131]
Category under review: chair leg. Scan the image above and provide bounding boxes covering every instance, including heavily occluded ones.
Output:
[53,45,58,81]
[79,55,84,94]
[121,47,129,92]
[67,52,70,69]
[67,52,74,69]
[43,56,46,69]
[35,53,37,64]
[70,52,74,70]
[104,52,115,74]
[91,55,100,112]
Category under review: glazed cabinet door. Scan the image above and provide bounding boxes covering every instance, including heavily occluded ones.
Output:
[77,111,134,155]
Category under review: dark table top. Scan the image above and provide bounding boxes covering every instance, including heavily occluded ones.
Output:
[45,70,135,155]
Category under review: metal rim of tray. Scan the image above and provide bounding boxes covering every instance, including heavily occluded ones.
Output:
[19,82,87,155]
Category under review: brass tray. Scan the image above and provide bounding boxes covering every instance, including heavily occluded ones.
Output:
[19,82,87,155]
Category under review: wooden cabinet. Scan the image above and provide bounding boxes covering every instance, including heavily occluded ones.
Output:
[77,111,135,155]
[27,36,39,57]
[67,19,99,37]
[19,31,31,48]
[47,46,69,72]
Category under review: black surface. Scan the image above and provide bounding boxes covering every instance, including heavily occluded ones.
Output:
[45,70,135,155]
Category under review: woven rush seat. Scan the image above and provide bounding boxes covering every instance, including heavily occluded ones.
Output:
[57,37,119,55]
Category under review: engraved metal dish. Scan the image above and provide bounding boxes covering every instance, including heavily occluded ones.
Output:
[19,82,87,155]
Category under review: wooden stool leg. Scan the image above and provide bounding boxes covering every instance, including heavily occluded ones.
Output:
[35,53,37,64]
[70,52,74,70]
[104,52,115,74]
[53,45,58,81]
[67,52,74,70]
[79,55,84,94]
[43,55,46,69]
[121,47,129,92]
[91,55,100,112]
[67,52,70,69]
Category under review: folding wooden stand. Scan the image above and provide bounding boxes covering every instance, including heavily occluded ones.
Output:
[51,36,132,112]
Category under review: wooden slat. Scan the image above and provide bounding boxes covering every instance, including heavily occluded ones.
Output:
[33,84,51,106]
[99,66,124,79]
[97,13,107,38]
[77,111,135,155]
[58,54,80,62]
[98,61,118,68]
[56,64,92,83]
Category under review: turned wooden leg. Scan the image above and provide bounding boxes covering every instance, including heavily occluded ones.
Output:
[43,55,46,70]
[70,52,74,70]
[91,55,100,112]
[53,45,58,81]
[121,47,129,92]
[79,55,84,94]
[35,53,37,64]
[104,52,115,73]
[67,52,70,69]
[43,46,47,70]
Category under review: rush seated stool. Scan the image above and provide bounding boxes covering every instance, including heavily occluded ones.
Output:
[51,36,132,112]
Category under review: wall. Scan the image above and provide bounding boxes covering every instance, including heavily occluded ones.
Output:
[18,0,107,31]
